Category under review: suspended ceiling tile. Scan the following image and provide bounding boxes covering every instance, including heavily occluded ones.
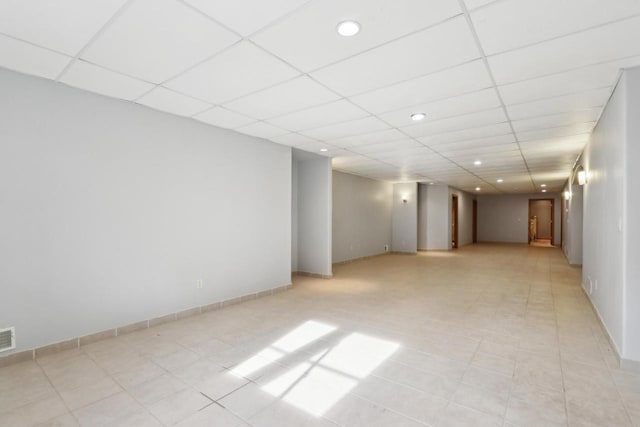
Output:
[269,133,318,147]
[488,15,640,85]
[165,41,299,103]
[379,88,501,128]
[328,129,408,148]
[266,99,368,132]
[472,0,640,56]
[236,121,289,139]
[184,0,310,36]
[252,0,461,72]
[136,87,211,117]
[225,76,340,120]
[350,139,423,155]
[402,108,507,138]
[0,0,128,55]
[498,56,640,105]
[60,60,154,101]
[0,34,70,79]
[300,116,390,140]
[417,121,512,146]
[517,123,595,142]
[350,59,492,114]
[511,109,600,133]
[311,16,480,96]
[193,107,256,129]
[82,0,239,83]
[506,88,610,121]
[428,134,515,150]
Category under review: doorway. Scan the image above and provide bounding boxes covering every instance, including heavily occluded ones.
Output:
[528,198,554,246]
[452,195,459,249]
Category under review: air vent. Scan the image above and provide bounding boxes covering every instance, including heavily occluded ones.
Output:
[0,327,15,352]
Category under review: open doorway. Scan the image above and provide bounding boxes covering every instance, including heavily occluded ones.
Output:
[528,199,554,246]
[452,195,459,249]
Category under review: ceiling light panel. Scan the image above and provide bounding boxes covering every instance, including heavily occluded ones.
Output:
[166,41,299,104]
[225,76,340,120]
[184,0,310,36]
[311,17,480,96]
[498,56,640,105]
[0,0,128,55]
[505,88,610,121]
[236,121,289,139]
[252,0,461,72]
[0,34,70,79]
[193,107,256,129]
[472,0,640,56]
[511,109,600,133]
[379,88,501,127]
[60,60,154,101]
[136,87,211,117]
[266,99,368,132]
[403,108,507,138]
[300,116,390,140]
[488,16,640,85]
[351,60,492,115]
[82,0,239,84]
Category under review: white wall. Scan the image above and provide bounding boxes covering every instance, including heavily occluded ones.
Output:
[291,158,299,271]
[449,187,474,248]
[0,69,292,353]
[392,183,418,253]
[580,73,626,358]
[562,182,583,266]
[422,184,450,250]
[418,184,429,250]
[332,171,392,263]
[294,153,332,276]
[624,67,640,365]
[477,193,561,245]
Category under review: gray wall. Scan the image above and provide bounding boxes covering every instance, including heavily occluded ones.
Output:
[477,193,561,245]
[332,171,392,263]
[0,69,292,353]
[291,158,299,271]
[422,184,450,250]
[562,183,583,266]
[392,183,418,253]
[294,153,332,276]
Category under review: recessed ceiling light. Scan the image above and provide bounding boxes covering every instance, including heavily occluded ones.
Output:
[496,179,503,183]
[474,160,482,166]
[429,182,435,185]
[320,148,328,152]
[475,187,481,191]
[541,184,547,187]
[542,189,547,193]
[411,112,426,122]
[337,20,361,37]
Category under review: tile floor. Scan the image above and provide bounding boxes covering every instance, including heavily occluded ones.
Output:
[1,243,639,427]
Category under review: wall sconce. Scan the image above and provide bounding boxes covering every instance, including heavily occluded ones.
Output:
[577,170,588,185]
[402,194,408,204]
[564,191,571,201]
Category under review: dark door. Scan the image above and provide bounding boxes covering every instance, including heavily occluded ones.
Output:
[452,195,459,249]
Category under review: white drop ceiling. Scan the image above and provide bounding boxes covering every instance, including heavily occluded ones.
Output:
[1,0,639,193]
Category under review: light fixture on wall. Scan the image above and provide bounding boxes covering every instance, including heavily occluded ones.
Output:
[564,191,571,201]
[402,194,408,204]
[577,170,588,185]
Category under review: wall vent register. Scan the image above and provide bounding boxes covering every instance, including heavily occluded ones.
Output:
[0,327,16,352]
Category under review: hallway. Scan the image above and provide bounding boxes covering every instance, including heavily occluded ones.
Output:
[1,244,637,427]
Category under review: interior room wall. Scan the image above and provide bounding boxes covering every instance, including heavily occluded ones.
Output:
[291,158,299,271]
[332,171,392,263]
[422,184,450,250]
[293,151,332,276]
[392,182,418,253]
[0,69,292,353]
[449,187,474,248]
[477,193,561,245]
[562,182,583,266]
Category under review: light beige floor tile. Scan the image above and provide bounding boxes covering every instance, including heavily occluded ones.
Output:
[147,388,213,426]
[437,402,503,427]
[128,373,188,406]
[453,382,508,418]
[73,391,142,426]
[58,375,122,410]
[218,382,277,420]
[0,396,68,427]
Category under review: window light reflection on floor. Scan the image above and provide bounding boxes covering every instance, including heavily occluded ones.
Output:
[227,319,400,418]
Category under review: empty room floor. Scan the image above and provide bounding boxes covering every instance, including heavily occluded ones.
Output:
[1,244,639,427]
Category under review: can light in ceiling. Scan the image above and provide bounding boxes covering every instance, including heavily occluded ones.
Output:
[496,178,504,183]
[320,148,328,152]
[411,112,426,122]
[475,187,481,191]
[474,160,482,166]
[337,20,361,37]
[542,189,547,193]
[541,184,547,187]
